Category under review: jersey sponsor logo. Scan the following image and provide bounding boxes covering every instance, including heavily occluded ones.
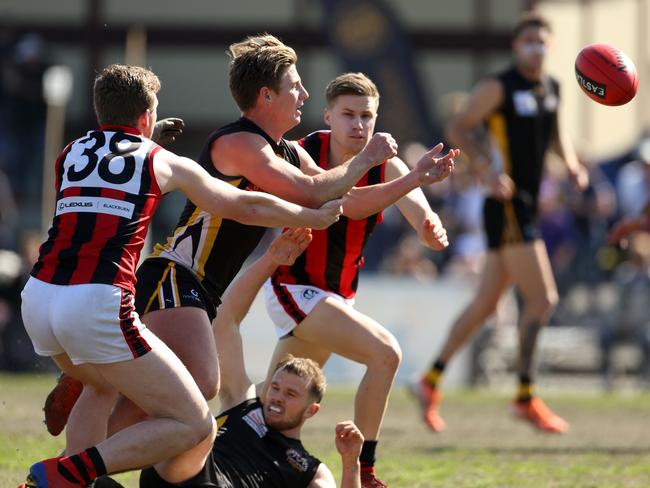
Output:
[56,196,135,218]
[513,90,539,116]
[301,288,319,300]
[242,407,268,438]
[61,131,151,195]
[286,448,309,472]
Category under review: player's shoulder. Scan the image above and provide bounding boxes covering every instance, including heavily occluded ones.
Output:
[215,130,271,150]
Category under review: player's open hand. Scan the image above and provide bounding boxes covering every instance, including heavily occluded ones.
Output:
[362,132,398,166]
[414,143,458,185]
[310,198,343,229]
[419,214,449,250]
[335,421,364,464]
[267,228,313,265]
[152,117,184,147]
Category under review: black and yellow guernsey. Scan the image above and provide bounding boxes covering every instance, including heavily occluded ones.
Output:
[139,398,321,488]
[147,117,301,305]
[483,65,560,248]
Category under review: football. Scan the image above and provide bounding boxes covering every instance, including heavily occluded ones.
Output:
[574,43,638,106]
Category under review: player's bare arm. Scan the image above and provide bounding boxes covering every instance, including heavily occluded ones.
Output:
[550,114,589,191]
[214,229,313,410]
[381,156,450,250]
[153,149,343,230]
[446,78,514,200]
[211,131,397,208]
[341,143,458,220]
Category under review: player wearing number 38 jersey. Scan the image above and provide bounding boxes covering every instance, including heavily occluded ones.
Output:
[32,127,163,293]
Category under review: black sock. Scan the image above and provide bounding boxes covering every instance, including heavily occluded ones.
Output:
[359,440,378,469]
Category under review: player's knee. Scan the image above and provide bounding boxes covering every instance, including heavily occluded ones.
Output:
[371,334,402,372]
[188,411,216,447]
[83,380,118,400]
[527,292,558,319]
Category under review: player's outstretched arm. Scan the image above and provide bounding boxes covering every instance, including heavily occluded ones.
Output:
[214,131,397,208]
[342,144,457,220]
[214,229,313,410]
[155,150,342,229]
[378,156,449,250]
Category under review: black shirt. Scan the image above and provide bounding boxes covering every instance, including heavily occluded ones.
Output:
[140,398,321,488]
[486,65,560,203]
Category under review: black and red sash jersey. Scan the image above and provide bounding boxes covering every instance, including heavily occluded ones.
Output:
[139,398,321,488]
[149,117,301,305]
[31,126,162,293]
[272,131,385,299]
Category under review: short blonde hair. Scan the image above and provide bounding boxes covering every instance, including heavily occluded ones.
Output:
[325,72,379,107]
[228,34,297,111]
[93,64,160,126]
[274,355,326,403]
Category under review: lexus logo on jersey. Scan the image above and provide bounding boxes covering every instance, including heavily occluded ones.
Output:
[55,196,135,218]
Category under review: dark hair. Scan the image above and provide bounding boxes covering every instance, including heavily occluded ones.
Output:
[93,64,160,126]
[228,34,297,112]
[512,11,552,40]
[274,355,326,403]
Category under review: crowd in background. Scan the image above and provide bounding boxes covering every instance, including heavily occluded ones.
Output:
[0,32,648,387]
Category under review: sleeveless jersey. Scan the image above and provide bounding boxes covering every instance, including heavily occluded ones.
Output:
[31,126,162,293]
[139,397,321,488]
[487,65,560,202]
[149,117,301,303]
[272,131,385,299]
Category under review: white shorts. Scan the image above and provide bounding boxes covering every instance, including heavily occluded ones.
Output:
[263,279,355,338]
[21,277,157,365]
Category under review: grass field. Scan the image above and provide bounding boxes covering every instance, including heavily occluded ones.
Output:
[1,373,650,487]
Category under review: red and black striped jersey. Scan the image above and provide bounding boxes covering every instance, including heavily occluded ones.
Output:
[272,131,385,299]
[31,126,163,294]
[149,117,301,305]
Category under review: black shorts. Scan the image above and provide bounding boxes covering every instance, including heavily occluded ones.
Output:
[134,257,218,322]
[483,194,540,250]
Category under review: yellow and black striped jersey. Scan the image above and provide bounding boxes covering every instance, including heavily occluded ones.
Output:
[147,117,300,306]
[486,65,559,202]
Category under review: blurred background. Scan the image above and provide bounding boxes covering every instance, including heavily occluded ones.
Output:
[1,0,649,392]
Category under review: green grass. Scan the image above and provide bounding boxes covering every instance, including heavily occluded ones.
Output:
[2,373,650,487]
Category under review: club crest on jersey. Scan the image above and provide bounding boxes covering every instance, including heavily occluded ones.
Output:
[286,448,309,472]
[242,407,268,438]
[302,289,318,300]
